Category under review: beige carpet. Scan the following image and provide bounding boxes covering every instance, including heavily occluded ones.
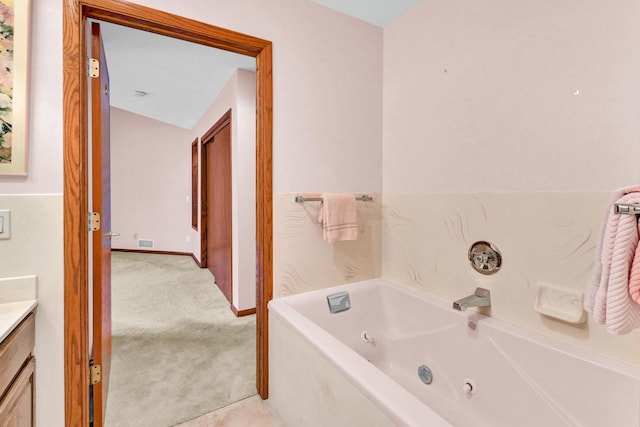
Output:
[104,252,257,427]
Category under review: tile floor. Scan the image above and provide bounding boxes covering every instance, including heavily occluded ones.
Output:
[175,395,276,427]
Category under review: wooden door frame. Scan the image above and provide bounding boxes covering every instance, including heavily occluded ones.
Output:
[62,1,273,426]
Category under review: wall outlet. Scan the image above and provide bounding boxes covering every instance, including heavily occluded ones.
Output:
[0,209,10,240]
[186,235,191,243]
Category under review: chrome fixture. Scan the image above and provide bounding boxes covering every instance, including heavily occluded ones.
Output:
[295,194,373,204]
[468,241,501,275]
[360,331,374,343]
[417,365,433,384]
[327,291,351,314]
[462,378,477,394]
[614,204,640,215]
[453,287,491,311]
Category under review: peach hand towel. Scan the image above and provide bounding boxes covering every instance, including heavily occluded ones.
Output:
[318,193,358,243]
[584,186,640,334]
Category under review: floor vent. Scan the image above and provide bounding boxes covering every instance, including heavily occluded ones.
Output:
[137,239,154,249]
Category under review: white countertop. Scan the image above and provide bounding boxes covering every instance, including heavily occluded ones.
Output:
[0,275,38,343]
[0,300,37,343]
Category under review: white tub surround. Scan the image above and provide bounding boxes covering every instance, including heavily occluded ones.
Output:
[382,192,640,366]
[269,279,640,427]
[0,275,37,342]
[269,314,401,427]
[273,193,382,299]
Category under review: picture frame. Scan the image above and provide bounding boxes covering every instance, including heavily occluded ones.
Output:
[0,0,30,176]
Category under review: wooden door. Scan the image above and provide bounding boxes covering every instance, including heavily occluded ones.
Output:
[203,111,233,304]
[90,22,112,427]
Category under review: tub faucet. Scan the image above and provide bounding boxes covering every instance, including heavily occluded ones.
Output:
[453,287,491,311]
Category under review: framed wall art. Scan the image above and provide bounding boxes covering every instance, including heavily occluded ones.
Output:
[0,0,30,175]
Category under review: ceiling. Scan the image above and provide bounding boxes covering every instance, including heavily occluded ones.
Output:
[98,1,422,129]
[98,21,255,130]
[313,0,423,27]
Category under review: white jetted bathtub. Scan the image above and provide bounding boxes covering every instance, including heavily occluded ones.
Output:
[268,279,640,427]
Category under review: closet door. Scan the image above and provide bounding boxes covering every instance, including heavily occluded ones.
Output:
[202,110,232,304]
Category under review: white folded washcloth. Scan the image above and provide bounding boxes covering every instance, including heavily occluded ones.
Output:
[318,193,358,243]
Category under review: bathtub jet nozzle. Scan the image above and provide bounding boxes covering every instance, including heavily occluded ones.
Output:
[453,287,491,311]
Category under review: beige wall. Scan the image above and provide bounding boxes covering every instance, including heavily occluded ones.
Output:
[0,195,64,425]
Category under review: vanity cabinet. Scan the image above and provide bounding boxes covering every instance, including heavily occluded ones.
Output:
[0,313,35,427]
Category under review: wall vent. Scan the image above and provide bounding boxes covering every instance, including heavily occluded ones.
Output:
[137,239,154,249]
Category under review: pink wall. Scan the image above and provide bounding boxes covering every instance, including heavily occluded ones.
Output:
[108,0,384,194]
[111,69,257,311]
[383,0,640,192]
[191,69,257,311]
[8,0,640,424]
[2,1,380,424]
[110,107,193,253]
[6,0,383,196]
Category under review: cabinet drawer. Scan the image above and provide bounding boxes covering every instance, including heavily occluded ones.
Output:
[0,314,35,399]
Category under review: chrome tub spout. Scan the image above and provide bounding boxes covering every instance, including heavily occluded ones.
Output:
[453,287,491,311]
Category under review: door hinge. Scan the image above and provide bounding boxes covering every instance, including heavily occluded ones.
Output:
[88,58,99,78]
[90,363,101,385]
[89,212,101,231]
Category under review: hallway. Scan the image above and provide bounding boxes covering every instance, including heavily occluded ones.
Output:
[105,252,256,427]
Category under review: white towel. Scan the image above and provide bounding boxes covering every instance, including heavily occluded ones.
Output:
[318,193,358,243]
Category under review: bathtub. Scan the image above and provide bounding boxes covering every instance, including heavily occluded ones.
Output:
[268,278,640,427]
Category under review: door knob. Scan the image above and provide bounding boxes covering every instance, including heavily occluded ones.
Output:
[104,231,120,239]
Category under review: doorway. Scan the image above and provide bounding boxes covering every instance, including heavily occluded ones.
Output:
[102,23,256,423]
[62,1,273,426]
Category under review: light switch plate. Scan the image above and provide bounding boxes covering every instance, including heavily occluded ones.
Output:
[0,209,10,239]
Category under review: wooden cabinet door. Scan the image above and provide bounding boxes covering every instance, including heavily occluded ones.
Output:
[0,357,35,426]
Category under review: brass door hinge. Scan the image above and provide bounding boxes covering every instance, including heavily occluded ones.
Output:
[88,58,99,78]
[90,363,101,385]
[89,212,101,231]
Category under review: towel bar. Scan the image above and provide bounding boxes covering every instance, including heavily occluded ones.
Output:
[295,195,373,204]
[614,204,640,215]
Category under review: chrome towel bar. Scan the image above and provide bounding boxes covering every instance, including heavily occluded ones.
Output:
[614,204,640,215]
[295,195,373,204]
